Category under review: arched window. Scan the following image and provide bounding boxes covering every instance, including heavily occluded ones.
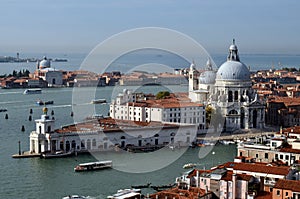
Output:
[234,91,238,101]
[229,110,238,115]
[60,140,64,150]
[92,139,96,147]
[87,139,91,150]
[228,91,233,102]
[66,141,70,151]
[71,140,76,149]
[81,140,85,149]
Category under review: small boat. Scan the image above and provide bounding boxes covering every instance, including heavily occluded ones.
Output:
[0,108,7,112]
[150,183,176,191]
[107,188,141,199]
[74,160,112,172]
[183,163,196,169]
[62,195,87,199]
[41,151,73,159]
[91,99,106,104]
[23,88,42,94]
[220,140,235,145]
[36,100,54,105]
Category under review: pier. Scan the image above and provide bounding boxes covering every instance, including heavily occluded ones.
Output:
[12,151,40,158]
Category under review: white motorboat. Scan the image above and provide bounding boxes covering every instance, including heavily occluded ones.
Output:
[91,99,106,104]
[74,160,112,172]
[183,163,196,169]
[23,88,42,94]
[41,151,73,159]
[62,195,87,199]
[107,188,141,199]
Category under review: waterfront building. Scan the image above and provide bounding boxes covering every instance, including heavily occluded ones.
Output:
[29,107,196,154]
[189,40,265,132]
[109,89,206,134]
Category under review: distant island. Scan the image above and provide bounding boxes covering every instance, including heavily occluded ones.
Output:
[0,54,67,63]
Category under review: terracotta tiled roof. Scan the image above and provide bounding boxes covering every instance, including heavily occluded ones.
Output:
[274,179,300,192]
[55,117,179,134]
[237,173,253,181]
[187,169,211,178]
[149,187,210,199]
[222,162,290,176]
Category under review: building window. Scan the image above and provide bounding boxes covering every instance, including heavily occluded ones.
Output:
[92,139,96,147]
[228,91,233,102]
[256,154,258,158]
[285,155,289,160]
[280,154,283,159]
[277,190,280,196]
[234,91,238,101]
[285,192,288,196]
[265,153,268,159]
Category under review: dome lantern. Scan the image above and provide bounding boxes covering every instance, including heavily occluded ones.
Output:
[227,39,240,62]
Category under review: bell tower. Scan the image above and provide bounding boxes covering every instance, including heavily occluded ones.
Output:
[189,61,196,91]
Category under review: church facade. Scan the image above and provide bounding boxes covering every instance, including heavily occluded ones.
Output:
[189,40,265,132]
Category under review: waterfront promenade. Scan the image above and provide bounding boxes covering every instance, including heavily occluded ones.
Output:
[198,126,278,141]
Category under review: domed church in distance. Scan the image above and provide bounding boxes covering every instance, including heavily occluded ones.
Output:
[189,40,265,133]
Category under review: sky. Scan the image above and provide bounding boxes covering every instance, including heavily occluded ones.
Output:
[1,0,300,55]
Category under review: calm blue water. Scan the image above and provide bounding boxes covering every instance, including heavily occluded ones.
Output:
[0,86,236,199]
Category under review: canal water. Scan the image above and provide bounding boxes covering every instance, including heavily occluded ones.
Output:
[0,86,237,199]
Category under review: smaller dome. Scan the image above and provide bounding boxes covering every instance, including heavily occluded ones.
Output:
[199,70,216,84]
[229,44,237,51]
[39,56,51,69]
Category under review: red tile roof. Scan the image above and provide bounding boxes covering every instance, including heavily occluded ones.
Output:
[274,179,300,192]
[149,187,210,199]
[222,162,290,176]
[55,117,179,134]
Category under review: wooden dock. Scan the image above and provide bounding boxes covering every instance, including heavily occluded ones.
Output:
[12,151,40,158]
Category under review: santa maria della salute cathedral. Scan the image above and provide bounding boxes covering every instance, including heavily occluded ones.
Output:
[189,40,265,132]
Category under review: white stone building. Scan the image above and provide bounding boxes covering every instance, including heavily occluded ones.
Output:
[29,108,196,154]
[34,56,63,87]
[189,40,265,132]
[109,89,206,133]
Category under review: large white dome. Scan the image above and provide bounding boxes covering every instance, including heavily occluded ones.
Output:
[216,60,250,81]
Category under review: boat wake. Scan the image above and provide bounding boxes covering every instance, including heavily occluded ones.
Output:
[0,91,23,95]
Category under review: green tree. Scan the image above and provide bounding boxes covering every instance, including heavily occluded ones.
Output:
[156,91,170,99]
[205,105,214,128]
